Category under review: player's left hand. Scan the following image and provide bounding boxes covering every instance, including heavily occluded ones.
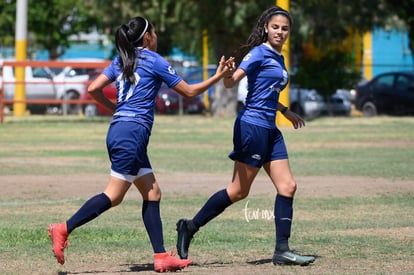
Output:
[284,110,305,129]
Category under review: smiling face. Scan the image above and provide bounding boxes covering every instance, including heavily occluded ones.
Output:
[264,14,291,52]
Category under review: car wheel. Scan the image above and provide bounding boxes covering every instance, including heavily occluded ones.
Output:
[62,91,80,115]
[362,101,377,117]
[84,104,98,117]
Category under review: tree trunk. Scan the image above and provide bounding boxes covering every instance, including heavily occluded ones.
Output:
[210,81,237,117]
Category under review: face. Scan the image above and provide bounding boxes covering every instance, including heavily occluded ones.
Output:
[264,15,290,52]
[144,28,158,51]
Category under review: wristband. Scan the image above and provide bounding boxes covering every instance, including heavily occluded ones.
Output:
[281,106,288,114]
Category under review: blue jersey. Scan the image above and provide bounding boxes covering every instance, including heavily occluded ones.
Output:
[238,43,288,129]
[103,48,182,131]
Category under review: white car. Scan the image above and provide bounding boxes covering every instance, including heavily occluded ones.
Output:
[1,59,57,114]
[46,58,106,114]
[1,58,105,114]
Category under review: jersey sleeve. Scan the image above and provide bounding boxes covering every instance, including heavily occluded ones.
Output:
[153,56,182,88]
[102,57,122,82]
[238,47,263,75]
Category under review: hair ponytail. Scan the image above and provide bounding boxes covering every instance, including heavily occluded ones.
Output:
[114,17,153,83]
[115,24,137,83]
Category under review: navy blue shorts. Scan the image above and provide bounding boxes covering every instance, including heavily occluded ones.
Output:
[228,118,288,168]
[106,121,152,178]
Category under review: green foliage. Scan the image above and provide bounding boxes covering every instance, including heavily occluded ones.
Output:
[293,48,361,95]
[27,0,98,59]
[1,1,413,100]
[0,0,16,46]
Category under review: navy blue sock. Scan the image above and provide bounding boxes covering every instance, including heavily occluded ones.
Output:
[66,193,112,234]
[192,189,232,229]
[274,194,293,252]
[142,200,165,253]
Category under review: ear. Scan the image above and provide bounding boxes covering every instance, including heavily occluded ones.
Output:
[143,32,151,46]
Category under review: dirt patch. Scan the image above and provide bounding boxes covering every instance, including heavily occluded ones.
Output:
[1,173,412,201]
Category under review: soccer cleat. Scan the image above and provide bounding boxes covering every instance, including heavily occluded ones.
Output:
[272,250,316,266]
[176,219,196,259]
[153,251,192,272]
[48,222,69,265]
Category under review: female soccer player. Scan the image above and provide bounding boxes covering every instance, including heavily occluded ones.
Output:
[47,16,233,272]
[176,6,316,266]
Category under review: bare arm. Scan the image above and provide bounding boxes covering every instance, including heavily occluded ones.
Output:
[87,74,116,114]
[172,56,235,98]
[223,68,246,88]
[277,102,306,129]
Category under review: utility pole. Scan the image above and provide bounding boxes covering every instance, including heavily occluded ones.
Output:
[14,0,28,116]
[202,29,210,112]
[276,0,291,126]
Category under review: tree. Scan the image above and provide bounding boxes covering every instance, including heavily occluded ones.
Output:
[383,0,414,67]
[288,0,414,99]
[28,0,100,60]
[2,0,411,115]
[0,0,16,47]
[167,0,272,116]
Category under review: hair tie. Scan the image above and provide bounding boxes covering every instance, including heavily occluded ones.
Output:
[132,19,149,44]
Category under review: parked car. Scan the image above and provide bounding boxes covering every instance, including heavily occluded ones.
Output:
[322,89,352,116]
[0,58,106,114]
[237,76,326,120]
[183,65,216,97]
[1,59,56,114]
[355,71,414,116]
[46,58,107,114]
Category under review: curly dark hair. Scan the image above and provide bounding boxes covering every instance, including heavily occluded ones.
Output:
[235,6,292,63]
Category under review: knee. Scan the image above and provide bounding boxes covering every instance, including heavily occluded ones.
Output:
[142,186,162,201]
[228,189,249,202]
[150,189,162,201]
[279,179,297,197]
[108,194,125,207]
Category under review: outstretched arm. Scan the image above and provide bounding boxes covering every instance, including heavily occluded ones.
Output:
[173,56,235,98]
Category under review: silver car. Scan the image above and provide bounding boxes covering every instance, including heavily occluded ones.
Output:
[237,76,326,120]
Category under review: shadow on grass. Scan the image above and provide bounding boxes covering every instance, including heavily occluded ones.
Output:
[128,263,154,272]
[59,263,154,274]
[246,253,320,266]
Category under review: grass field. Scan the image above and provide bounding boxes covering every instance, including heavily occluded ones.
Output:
[0,115,413,274]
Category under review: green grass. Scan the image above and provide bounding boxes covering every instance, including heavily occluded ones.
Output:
[1,115,413,178]
[0,115,413,274]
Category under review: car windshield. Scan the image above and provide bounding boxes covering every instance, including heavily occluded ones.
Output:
[48,67,64,76]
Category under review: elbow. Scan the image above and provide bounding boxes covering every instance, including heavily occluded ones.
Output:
[184,93,196,99]
[180,89,198,99]
[87,83,99,95]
